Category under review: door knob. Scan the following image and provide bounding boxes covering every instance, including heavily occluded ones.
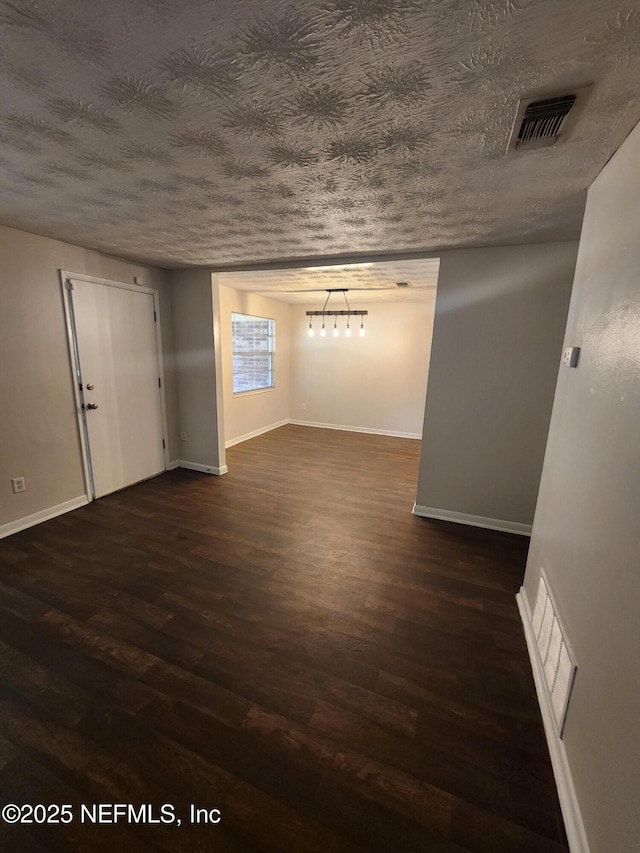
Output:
[85,402,98,410]
[86,383,94,390]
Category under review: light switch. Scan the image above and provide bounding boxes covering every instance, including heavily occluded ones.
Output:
[562,346,580,368]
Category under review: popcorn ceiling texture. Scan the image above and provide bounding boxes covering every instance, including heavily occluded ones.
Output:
[217,259,440,304]
[0,0,638,268]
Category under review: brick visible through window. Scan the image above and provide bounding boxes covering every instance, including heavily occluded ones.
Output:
[232,313,275,393]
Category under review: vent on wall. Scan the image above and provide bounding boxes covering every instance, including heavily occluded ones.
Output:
[507,85,591,152]
[532,572,577,736]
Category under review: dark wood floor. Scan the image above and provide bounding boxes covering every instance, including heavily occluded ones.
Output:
[0,425,567,852]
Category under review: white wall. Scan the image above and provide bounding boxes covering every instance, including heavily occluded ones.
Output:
[522,123,640,853]
[170,270,225,473]
[290,301,435,437]
[219,285,290,446]
[415,241,578,531]
[0,225,177,534]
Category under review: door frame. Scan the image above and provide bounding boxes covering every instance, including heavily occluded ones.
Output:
[60,270,170,501]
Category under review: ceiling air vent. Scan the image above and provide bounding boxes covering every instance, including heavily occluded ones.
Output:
[519,94,576,143]
[395,281,412,288]
[507,85,591,153]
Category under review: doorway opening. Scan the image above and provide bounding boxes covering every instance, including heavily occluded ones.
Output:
[214,256,440,502]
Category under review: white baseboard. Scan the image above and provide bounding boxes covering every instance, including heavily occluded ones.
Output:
[517,589,590,853]
[289,419,421,440]
[225,419,289,448]
[0,495,89,540]
[166,460,180,471]
[177,460,228,476]
[412,504,531,536]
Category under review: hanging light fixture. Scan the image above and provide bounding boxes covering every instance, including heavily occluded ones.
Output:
[306,290,367,339]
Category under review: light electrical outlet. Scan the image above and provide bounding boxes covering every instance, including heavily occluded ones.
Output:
[180,432,187,441]
[562,346,580,368]
[11,477,26,494]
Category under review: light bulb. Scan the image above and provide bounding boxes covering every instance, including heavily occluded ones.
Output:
[320,324,326,337]
[308,324,314,337]
[345,325,351,337]
[359,324,365,337]
[333,323,339,337]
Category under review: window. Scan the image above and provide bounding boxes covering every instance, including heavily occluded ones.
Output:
[232,313,275,394]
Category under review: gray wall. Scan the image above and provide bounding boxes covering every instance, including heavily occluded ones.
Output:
[415,241,578,528]
[523,122,640,853]
[0,225,177,530]
[170,269,225,471]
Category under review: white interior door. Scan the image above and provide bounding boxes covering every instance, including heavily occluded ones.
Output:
[68,277,166,498]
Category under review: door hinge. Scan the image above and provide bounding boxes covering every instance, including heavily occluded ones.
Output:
[162,439,166,449]
[153,310,157,322]
[158,377,162,388]
[65,279,74,291]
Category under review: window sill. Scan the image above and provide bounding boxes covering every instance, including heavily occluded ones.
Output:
[233,387,275,398]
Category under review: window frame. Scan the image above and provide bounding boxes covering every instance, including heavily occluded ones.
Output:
[231,312,276,396]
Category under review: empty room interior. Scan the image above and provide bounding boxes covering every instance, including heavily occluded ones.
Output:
[0,1,638,852]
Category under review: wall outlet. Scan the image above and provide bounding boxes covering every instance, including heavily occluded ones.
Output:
[180,432,187,441]
[11,477,26,494]
[301,403,307,411]
[562,346,580,368]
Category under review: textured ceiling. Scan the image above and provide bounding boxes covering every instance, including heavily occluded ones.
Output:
[218,258,440,303]
[0,0,639,268]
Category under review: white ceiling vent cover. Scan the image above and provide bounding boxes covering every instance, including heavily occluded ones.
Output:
[507,86,591,152]
[531,572,577,736]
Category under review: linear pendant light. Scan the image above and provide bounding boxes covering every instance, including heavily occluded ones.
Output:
[306,289,367,338]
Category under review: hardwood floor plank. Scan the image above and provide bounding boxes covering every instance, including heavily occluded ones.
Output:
[0,639,90,727]
[39,609,159,677]
[243,704,453,836]
[87,607,206,670]
[314,779,471,853]
[450,798,568,853]
[224,781,370,853]
[49,649,173,717]
[140,661,252,728]
[375,669,549,756]
[152,701,324,819]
